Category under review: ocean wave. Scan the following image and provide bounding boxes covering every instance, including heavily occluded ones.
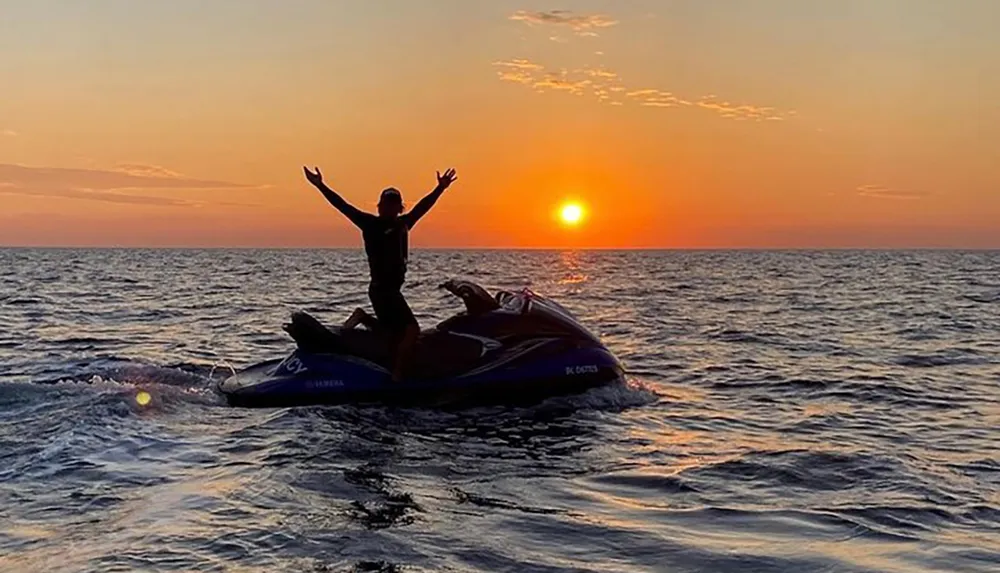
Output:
[893,350,990,368]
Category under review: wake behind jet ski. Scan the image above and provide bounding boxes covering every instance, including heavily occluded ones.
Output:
[217,279,625,408]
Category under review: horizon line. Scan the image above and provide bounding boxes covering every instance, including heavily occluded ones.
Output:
[2,245,998,252]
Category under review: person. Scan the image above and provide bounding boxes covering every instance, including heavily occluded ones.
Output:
[302,165,458,382]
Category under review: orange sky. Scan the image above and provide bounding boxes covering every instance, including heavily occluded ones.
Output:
[1,1,997,248]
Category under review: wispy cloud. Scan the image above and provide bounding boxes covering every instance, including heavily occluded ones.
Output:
[693,95,786,121]
[856,184,929,200]
[1,186,197,207]
[497,9,795,123]
[510,10,618,39]
[493,60,535,85]
[627,89,687,108]
[498,58,544,71]
[494,60,596,95]
[2,129,16,137]
[533,73,592,94]
[111,163,184,178]
[585,68,618,80]
[0,163,259,207]
[493,59,794,121]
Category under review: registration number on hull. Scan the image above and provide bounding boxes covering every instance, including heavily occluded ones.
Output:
[566,365,599,375]
[307,379,344,389]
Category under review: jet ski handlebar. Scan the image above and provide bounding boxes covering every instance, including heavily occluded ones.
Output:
[439,278,537,316]
[439,278,501,316]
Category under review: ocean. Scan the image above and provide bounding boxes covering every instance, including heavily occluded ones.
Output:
[1,248,998,572]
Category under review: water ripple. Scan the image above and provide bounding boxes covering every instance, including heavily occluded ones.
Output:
[1,248,999,572]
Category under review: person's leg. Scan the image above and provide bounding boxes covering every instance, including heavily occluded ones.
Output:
[391,322,418,382]
[381,289,418,382]
[359,311,379,330]
[369,283,404,376]
[342,307,377,330]
[342,308,365,330]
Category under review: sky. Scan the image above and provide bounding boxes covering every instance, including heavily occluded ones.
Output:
[1,0,998,248]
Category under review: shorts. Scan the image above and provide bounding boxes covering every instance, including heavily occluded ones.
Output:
[368,282,417,334]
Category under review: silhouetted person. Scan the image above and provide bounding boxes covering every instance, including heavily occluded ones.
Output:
[303,165,458,382]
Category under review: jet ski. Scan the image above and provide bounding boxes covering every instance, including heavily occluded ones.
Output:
[218,279,625,408]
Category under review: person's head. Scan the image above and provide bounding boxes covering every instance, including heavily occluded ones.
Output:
[378,187,404,218]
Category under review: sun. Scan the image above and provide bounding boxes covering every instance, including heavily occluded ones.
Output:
[559,202,585,226]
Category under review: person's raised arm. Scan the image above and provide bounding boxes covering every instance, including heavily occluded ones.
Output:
[405,168,457,229]
[303,166,370,228]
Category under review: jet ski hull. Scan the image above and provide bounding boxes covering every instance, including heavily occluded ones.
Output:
[219,280,626,408]
[219,343,624,409]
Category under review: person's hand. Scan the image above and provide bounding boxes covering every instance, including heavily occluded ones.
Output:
[436,168,457,190]
[303,166,324,187]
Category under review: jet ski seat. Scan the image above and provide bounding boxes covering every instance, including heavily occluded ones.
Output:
[279,279,539,379]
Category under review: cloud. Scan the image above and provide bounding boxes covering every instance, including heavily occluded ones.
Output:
[111,163,184,178]
[0,186,196,207]
[0,163,259,208]
[856,184,929,200]
[2,129,16,137]
[693,95,786,121]
[494,60,607,96]
[494,59,792,121]
[585,68,618,80]
[497,9,794,123]
[493,59,538,85]
[534,75,592,94]
[0,163,251,190]
[495,58,543,71]
[496,70,534,84]
[627,89,687,108]
[510,10,618,38]
[624,90,783,119]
